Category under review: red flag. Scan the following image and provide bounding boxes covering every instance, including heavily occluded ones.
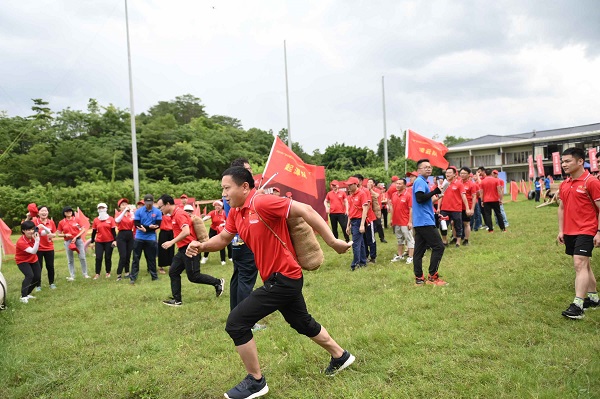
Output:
[536,154,544,177]
[0,218,16,255]
[261,137,319,198]
[76,207,90,241]
[405,129,449,169]
[193,205,201,217]
[202,206,207,216]
[552,152,562,175]
[510,181,519,202]
[528,155,535,179]
[589,148,598,172]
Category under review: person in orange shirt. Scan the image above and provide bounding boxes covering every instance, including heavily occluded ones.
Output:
[57,206,89,280]
[15,221,41,303]
[202,200,231,265]
[32,205,57,291]
[324,180,350,242]
[90,203,117,279]
[115,198,135,281]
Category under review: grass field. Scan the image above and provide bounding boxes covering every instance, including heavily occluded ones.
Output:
[1,198,599,399]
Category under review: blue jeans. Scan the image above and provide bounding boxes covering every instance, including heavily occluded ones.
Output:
[471,200,482,231]
[230,243,259,311]
[350,218,367,268]
[130,239,158,281]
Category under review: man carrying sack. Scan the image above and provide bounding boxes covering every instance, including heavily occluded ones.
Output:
[186,166,355,399]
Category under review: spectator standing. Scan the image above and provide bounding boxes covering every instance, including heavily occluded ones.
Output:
[389,178,414,264]
[368,179,386,243]
[202,200,231,265]
[57,206,89,281]
[345,176,369,271]
[379,183,389,229]
[491,170,510,227]
[324,180,350,242]
[16,221,41,303]
[90,203,117,279]
[459,168,477,245]
[437,166,468,247]
[534,177,542,202]
[32,206,57,290]
[157,210,174,275]
[354,174,377,263]
[129,194,162,285]
[479,169,506,232]
[115,198,135,281]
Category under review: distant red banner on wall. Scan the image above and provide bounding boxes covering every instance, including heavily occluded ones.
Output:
[536,154,544,177]
[589,148,598,172]
[528,155,534,179]
[552,152,562,175]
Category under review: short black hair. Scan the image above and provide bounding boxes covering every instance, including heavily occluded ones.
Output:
[477,166,486,172]
[562,147,585,160]
[446,166,457,173]
[223,166,255,188]
[37,205,49,212]
[460,167,471,174]
[230,157,250,168]
[353,174,364,181]
[21,220,35,233]
[397,178,407,184]
[485,168,492,175]
[416,159,430,168]
[158,194,175,205]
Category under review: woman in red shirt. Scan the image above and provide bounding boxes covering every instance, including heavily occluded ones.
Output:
[32,205,57,291]
[15,221,41,303]
[202,200,231,265]
[115,198,135,281]
[91,203,117,279]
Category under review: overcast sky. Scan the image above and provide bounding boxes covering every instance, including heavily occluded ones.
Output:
[1,0,599,153]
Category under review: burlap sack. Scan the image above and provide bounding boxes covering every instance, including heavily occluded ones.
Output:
[191,215,209,243]
[371,192,382,219]
[287,217,324,271]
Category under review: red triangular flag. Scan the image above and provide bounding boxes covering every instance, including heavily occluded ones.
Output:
[0,218,16,255]
[405,129,449,169]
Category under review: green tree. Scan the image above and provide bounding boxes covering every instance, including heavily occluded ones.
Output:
[444,135,468,147]
[377,134,405,161]
[321,143,377,170]
[147,94,207,125]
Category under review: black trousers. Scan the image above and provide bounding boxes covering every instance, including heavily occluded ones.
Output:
[413,226,445,278]
[169,245,220,302]
[230,243,258,311]
[18,262,41,297]
[225,273,321,346]
[483,202,505,231]
[95,241,114,274]
[37,250,55,286]
[373,217,385,241]
[381,208,388,229]
[329,213,350,241]
[158,230,174,267]
[116,230,134,275]
[364,222,377,260]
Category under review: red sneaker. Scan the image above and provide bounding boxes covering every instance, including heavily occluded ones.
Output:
[426,272,448,286]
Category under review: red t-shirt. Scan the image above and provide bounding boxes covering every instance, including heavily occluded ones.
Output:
[560,171,600,236]
[92,217,116,243]
[207,210,226,232]
[325,190,347,214]
[224,190,301,282]
[15,235,38,264]
[440,179,466,212]
[159,214,173,231]
[171,207,197,248]
[390,189,412,226]
[362,187,377,223]
[33,217,56,251]
[347,189,370,219]
[117,210,135,232]
[57,218,84,241]
[461,179,478,210]
[480,176,501,202]
[387,185,397,197]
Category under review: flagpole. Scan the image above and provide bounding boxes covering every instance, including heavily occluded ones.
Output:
[382,76,388,174]
[125,0,139,202]
[404,129,408,175]
[284,40,292,148]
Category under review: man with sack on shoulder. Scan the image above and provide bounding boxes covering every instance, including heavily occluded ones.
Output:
[186,166,355,399]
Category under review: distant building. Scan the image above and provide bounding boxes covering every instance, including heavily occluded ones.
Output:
[446,123,600,182]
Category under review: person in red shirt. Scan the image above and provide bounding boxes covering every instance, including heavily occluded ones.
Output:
[32,205,57,291]
[15,220,41,303]
[202,200,231,265]
[355,174,377,263]
[368,179,387,244]
[558,147,600,319]
[438,166,469,247]
[324,180,350,242]
[158,209,174,275]
[345,176,370,270]
[157,195,224,306]
[186,167,354,398]
[478,168,506,232]
[57,206,89,280]
[90,203,117,279]
[491,170,510,228]
[459,168,477,245]
[115,198,135,281]
[378,182,390,229]
[387,175,399,197]
[389,178,414,264]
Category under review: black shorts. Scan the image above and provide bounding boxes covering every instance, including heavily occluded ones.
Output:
[461,210,471,222]
[564,234,594,257]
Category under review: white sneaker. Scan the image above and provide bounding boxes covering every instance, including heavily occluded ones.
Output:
[35,286,42,292]
[93,274,100,280]
[391,254,404,262]
[66,276,75,281]
[50,284,57,289]
[20,297,29,303]
[201,257,208,264]
[405,257,413,264]
[228,258,233,262]
[27,295,36,299]
[83,274,91,279]
[221,261,226,266]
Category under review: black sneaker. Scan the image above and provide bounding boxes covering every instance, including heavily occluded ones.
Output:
[215,278,225,297]
[368,258,376,264]
[583,297,600,310]
[562,303,584,319]
[380,239,388,243]
[162,299,182,307]
[224,374,268,399]
[463,239,469,246]
[324,350,355,376]
[415,277,425,287]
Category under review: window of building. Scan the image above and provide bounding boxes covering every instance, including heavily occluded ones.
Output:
[473,154,496,167]
[447,156,470,168]
[504,150,530,165]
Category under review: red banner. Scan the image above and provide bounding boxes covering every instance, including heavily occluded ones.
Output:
[76,207,90,241]
[262,137,319,198]
[536,154,544,177]
[510,181,519,202]
[0,218,16,255]
[589,148,598,172]
[528,155,534,178]
[406,129,449,169]
[552,152,562,175]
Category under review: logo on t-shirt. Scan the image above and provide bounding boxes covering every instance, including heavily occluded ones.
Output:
[248,211,259,224]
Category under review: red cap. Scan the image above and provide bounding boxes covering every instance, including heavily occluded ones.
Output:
[492,170,498,174]
[136,200,144,206]
[117,198,129,207]
[447,165,457,172]
[406,171,418,177]
[285,192,293,198]
[345,177,359,185]
[180,194,188,199]
[330,180,339,186]
[391,175,399,182]
[27,203,39,218]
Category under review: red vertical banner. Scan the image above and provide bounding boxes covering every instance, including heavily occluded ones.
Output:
[510,181,519,202]
[536,154,544,177]
[552,152,562,175]
[589,148,598,172]
[528,155,534,179]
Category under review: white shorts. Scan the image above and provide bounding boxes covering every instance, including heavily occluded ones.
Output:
[393,225,414,249]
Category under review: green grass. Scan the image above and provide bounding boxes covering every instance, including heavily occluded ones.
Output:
[1,198,599,398]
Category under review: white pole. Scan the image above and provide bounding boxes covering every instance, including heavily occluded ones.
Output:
[382,76,388,173]
[284,40,292,148]
[125,0,139,201]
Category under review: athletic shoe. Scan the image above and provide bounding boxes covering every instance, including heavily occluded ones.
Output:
[455,244,460,248]
[449,237,457,244]
[324,350,355,376]
[229,258,233,262]
[35,286,42,292]
[221,261,226,266]
[225,374,268,399]
[201,257,208,264]
[50,284,57,289]
[158,268,166,274]
[583,298,599,310]
[251,323,267,332]
[162,299,182,307]
[463,239,469,246]
[93,274,100,280]
[20,297,28,303]
[380,239,388,243]
[415,276,425,286]
[350,265,356,271]
[368,258,376,264]
[83,274,91,279]
[405,257,413,264]
[105,273,111,278]
[66,276,75,281]
[391,255,404,262]
[562,303,584,319]
[124,273,130,278]
[215,278,225,297]
[426,273,448,286]
[27,295,36,299]
[116,275,122,281]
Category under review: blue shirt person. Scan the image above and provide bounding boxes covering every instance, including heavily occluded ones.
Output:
[129,194,162,284]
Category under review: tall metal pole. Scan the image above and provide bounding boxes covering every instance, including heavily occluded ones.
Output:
[125,0,139,201]
[284,40,292,147]
[382,76,389,173]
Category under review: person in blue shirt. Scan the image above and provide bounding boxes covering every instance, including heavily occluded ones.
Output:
[534,177,542,202]
[412,159,447,286]
[129,194,162,284]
